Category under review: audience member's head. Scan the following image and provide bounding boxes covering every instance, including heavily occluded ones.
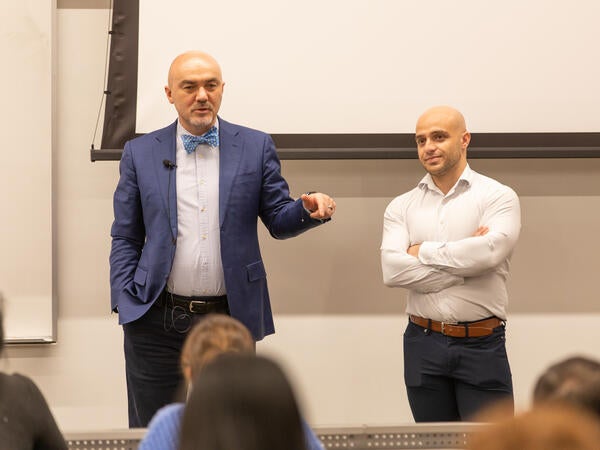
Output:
[179,354,306,450]
[467,404,600,450]
[0,296,68,449]
[533,355,600,419]
[180,314,254,383]
[466,404,600,450]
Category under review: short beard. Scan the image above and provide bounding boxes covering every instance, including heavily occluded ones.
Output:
[191,116,215,132]
[427,153,461,177]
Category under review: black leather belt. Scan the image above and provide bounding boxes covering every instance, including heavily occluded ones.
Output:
[155,290,228,314]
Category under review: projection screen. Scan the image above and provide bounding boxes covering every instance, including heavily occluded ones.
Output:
[95,0,600,160]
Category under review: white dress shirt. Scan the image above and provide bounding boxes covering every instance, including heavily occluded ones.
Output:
[381,164,521,322]
[166,121,225,296]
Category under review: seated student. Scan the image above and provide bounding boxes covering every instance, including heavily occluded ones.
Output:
[532,355,600,419]
[138,315,322,450]
[465,404,600,450]
[179,353,309,450]
[0,304,67,450]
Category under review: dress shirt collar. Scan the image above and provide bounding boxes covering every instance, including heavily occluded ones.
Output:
[418,163,473,194]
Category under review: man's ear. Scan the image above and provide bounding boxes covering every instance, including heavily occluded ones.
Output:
[165,85,174,104]
[462,131,471,150]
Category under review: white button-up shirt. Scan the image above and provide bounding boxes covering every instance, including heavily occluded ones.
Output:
[381,164,521,322]
[166,121,225,296]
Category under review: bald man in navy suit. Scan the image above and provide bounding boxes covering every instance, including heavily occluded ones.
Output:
[110,51,336,427]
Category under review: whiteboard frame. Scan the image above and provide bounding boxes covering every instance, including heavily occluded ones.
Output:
[4,0,57,345]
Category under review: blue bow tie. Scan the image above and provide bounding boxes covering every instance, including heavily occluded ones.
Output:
[181,126,219,153]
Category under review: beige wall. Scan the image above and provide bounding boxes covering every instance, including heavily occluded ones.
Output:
[3,0,600,432]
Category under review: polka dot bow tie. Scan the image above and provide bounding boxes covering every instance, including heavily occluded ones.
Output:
[181,126,219,153]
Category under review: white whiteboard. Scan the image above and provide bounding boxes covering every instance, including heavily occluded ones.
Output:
[136,0,600,135]
[0,1,55,343]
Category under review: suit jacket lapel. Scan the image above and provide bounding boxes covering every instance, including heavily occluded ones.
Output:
[218,118,243,227]
[152,121,178,235]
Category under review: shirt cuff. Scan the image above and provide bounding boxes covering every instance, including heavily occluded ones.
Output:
[418,241,444,265]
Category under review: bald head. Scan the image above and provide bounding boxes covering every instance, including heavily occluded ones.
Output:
[416,105,467,135]
[167,51,223,88]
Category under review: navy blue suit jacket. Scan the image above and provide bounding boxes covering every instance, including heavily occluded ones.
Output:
[109,118,322,339]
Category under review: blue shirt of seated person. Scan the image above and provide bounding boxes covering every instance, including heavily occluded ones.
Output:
[138,402,324,450]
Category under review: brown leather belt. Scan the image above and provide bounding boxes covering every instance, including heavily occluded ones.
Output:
[409,315,504,338]
[155,290,229,314]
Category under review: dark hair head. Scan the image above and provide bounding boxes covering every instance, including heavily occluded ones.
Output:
[533,356,600,419]
[179,354,306,450]
[180,314,254,380]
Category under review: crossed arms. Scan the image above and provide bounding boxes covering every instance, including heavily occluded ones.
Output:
[381,189,521,294]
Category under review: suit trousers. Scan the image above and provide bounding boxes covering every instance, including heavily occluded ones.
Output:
[123,302,228,428]
[403,320,514,422]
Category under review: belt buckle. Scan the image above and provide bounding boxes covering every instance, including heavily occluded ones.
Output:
[440,321,457,336]
[189,300,208,313]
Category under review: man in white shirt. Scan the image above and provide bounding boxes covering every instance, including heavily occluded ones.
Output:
[381,106,521,421]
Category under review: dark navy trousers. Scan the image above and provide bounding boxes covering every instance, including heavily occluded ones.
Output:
[403,320,514,422]
[123,303,227,428]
